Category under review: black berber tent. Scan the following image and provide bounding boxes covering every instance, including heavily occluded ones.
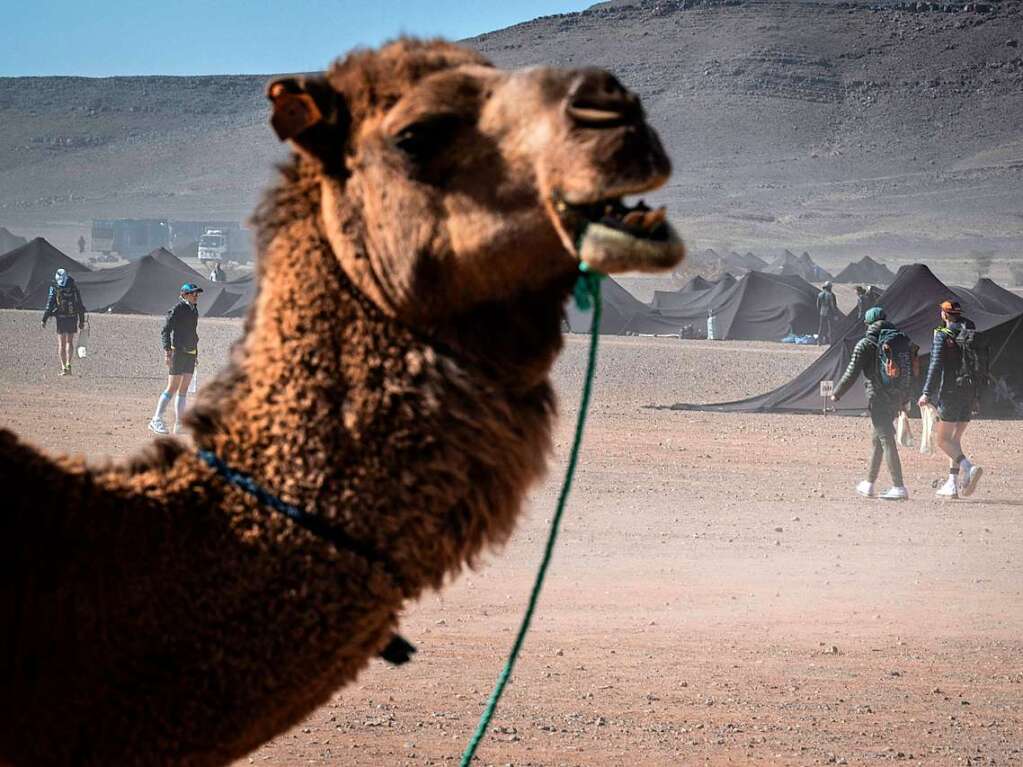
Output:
[564,277,652,334]
[834,256,896,285]
[0,238,90,308]
[635,271,817,340]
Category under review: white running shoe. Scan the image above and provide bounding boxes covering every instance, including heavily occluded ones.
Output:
[879,486,909,501]
[960,464,983,497]
[935,476,959,498]
[148,418,169,435]
[856,480,876,498]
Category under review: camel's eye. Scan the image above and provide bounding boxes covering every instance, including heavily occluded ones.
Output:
[392,115,463,162]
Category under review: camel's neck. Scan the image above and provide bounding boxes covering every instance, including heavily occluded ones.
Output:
[185,188,570,591]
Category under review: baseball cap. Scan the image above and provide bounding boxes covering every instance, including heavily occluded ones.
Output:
[54,268,68,287]
[864,306,886,324]
[180,282,204,294]
[940,299,961,316]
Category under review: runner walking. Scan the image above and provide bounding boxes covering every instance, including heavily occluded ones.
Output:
[148,283,202,435]
[41,268,86,376]
[831,306,912,501]
[918,300,984,498]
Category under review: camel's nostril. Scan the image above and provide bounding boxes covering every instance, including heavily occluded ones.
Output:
[566,68,642,127]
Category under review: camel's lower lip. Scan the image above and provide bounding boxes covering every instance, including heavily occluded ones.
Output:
[551,191,685,274]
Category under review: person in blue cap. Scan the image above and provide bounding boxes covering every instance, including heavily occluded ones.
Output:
[830,305,910,501]
[149,283,202,435]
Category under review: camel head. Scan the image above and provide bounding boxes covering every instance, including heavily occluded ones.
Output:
[267,39,684,325]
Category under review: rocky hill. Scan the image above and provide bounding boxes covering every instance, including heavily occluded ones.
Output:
[1,0,1021,278]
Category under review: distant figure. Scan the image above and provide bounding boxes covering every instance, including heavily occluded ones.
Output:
[816,281,837,345]
[209,263,226,282]
[854,285,869,321]
[41,268,86,376]
[77,235,86,254]
[918,299,984,499]
[149,283,202,435]
[831,306,911,501]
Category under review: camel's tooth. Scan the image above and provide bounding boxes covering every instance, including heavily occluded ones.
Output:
[642,207,667,231]
[622,211,646,228]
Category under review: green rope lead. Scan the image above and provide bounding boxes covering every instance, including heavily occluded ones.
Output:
[459,263,604,766]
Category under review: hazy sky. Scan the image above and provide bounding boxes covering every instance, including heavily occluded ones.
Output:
[2,1,594,77]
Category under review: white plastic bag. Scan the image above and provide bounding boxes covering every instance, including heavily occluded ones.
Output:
[188,369,198,394]
[896,410,915,448]
[919,404,937,455]
[76,320,90,358]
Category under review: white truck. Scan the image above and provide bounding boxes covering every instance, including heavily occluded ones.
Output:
[197,229,228,263]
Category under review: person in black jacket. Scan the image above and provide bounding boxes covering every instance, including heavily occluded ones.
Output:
[41,268,86,376]
[148,283,202,435]
[918,299,983,499]
[851,288,875,325]
[830,306,909,501]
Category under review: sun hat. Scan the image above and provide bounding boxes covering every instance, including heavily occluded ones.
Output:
[864,306,886,324]
[180,282,204,294]
[54,268,68,287]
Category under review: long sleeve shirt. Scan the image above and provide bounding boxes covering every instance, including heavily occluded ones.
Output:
[921,318,975,399]
[161,300,199,352]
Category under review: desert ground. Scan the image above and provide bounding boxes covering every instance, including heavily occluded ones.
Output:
[2,308,1021,766]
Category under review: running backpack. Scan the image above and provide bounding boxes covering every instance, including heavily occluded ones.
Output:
[942,326,988,394]
[875,327,915,397]
[54,283,80,316]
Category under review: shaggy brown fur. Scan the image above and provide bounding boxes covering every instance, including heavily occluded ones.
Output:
[0,39,682,766]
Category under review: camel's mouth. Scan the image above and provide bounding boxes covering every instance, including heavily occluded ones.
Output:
[551,191,685,274]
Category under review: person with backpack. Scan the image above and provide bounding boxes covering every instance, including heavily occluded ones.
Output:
[830,306,912,501]
[918,300,984,498]
[41,267,86,376]
[148,283,202,435]
[816,281,838,345]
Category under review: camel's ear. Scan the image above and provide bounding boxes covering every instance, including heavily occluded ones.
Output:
[267,77,349,172]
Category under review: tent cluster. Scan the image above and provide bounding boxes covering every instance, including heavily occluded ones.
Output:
[683,248,902,286]
[687,248,769,275]
[0,238,255,318]
[767,250,833,282]
[670,264,1023,417]
[567,270,821,341]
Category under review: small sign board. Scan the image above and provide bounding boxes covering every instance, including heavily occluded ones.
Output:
[819,380,834,397]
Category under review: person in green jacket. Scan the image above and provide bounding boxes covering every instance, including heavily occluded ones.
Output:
[831,306,909,501]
